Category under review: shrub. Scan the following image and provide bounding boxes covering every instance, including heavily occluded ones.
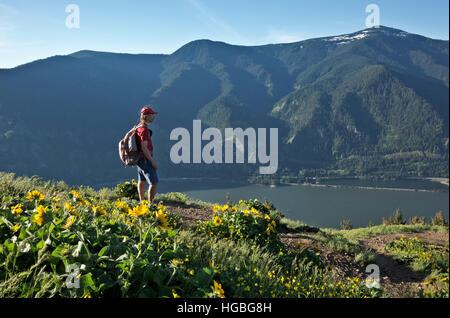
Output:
[340,219,353,230]
[385,236,449,298]
[354,250,377,265]
[194,199,283,251]
[114,180,139,200]
[409,216,426,225]
[385,236,449,274]
[383,209,406,225]
[431,211,448,227]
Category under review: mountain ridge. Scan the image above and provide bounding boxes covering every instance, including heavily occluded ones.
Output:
[0,25,448,185]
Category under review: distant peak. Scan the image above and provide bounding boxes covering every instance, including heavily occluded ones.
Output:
[69,50,110,58]
[170,38,246,59]
[321,26,411,45]
[175,39,234,51]
[361,25,409,35]
[69,50,167,59]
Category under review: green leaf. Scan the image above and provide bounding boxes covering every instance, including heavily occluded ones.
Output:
[158,250,177,262]
[36,239,45,250]
[98,246,108,258]
[81,273,97,292]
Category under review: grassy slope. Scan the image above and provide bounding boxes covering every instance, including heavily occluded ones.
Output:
[0,171,448,298]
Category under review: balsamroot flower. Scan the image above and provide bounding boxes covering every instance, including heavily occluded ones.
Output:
[92,205,107,216]
[156,210,169,230]
[11,204,23,217]
[65,202,80,216]
[70,190,83,202]
[213,216,222,226]
[63,216,76,229]
[115,201,128,210]
[128,204,149,217]
[213,280,225,298]
[26,190,45,202]
[33,205,47,226]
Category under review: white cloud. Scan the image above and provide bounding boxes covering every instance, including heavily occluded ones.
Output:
[0,3,18,49]
[0,3,19,15]
[187,0,246,42]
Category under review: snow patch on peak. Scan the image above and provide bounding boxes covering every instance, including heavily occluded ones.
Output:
[326,33,369,42]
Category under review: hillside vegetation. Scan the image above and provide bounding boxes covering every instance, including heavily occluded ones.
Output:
[0,26,448,185]
[0,172,448,298]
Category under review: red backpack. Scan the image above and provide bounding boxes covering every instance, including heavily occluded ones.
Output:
[118,124,146,166]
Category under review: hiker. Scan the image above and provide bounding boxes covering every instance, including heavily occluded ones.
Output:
[136,106,159,204]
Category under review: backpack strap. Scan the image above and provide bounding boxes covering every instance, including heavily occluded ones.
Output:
[133,124,148,154]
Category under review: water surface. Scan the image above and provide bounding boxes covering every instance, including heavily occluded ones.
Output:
[161,179,449,229]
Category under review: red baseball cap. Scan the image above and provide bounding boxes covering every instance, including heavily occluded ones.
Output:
[141,106,158,115]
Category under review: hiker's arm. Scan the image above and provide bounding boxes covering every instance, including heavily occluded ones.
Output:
[141,141,158,170]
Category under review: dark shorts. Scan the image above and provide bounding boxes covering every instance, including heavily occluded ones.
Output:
[137,158,159,184]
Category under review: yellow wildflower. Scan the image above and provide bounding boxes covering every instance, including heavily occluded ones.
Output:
[52,203,61,213]
[266,224,274,235]
[213,216,222,226]
[26,190,45,202]
[92,205,107,216]
[213,280,225,298]
[65,202,76,214]
[11,204,23,217]
[63,216,76,229]
[221,204,229,212]
[70,190,83,202]
[11,224,21,232]
[33,205,47,226]
[156,210,169,230]
[115,201,128,210]
[128,204,149,217]
[172,290,180,298]
[172,258,184,265]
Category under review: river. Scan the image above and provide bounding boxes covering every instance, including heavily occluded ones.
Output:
[154,178,449,229]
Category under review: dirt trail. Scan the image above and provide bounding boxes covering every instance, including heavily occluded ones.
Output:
[164,201,449,297]
[359,231,449,297]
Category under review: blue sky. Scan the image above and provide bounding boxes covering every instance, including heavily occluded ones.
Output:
[0,0,448,68]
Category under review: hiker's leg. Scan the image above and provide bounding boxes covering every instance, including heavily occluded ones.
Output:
[138,180,146,202]
[148,182,158,203]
